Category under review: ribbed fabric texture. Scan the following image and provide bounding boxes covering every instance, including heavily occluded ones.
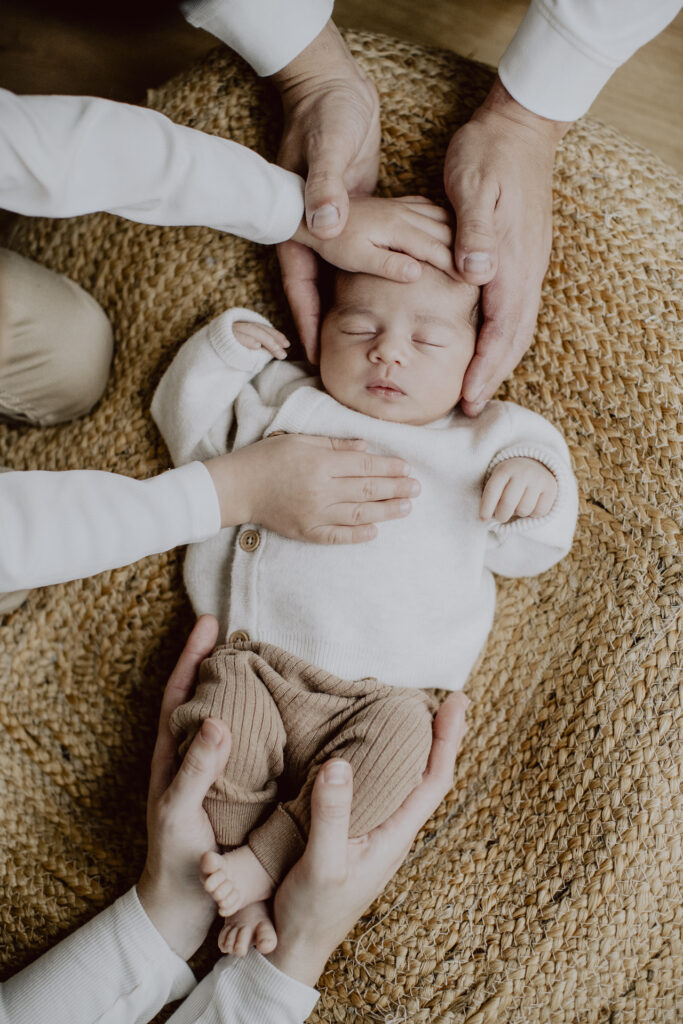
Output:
[170,642,437,882]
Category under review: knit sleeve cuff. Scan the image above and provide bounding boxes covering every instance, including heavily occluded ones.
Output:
[485,443,574,538]
[207,307,276,372]
[181,0,334,77]
[498,1,615,121]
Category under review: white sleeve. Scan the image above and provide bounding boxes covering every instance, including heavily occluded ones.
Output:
[182,0,333,76]
[167,949,319,1024]
[498,0,682,120]
[0,888,195,1024]
[151,308,274,467]
[0,461,220,591]
[0,888,319,1024]
[0,88,304,243]
[483,406,578,578]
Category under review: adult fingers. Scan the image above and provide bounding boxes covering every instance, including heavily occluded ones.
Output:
[328,449,413,480]
[326,497,413,528]
[385,224,456,278]
[400,209,453,242]
[305,759,353,881]
[148,615,219,800]
[460,278,539,416]
[375,692,469,844]
[309,523,379,544]
[330,474,420,504]
[164,718,231,812]
[277,240,321,363]
[394,196,452,222]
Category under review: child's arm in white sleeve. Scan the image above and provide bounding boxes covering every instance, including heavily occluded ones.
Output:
[482,404,578,578]
[151,308,275,467]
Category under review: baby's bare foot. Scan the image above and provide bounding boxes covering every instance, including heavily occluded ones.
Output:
[218,900,277,957]
[201,845,274,917]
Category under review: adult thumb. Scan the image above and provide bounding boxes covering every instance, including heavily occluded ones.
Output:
[305,149,351,240]
[169,719,231,810]
[451,191,499,285]
[305,760,353,878]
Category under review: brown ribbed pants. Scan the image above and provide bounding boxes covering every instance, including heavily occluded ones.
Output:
[170,641,437,884]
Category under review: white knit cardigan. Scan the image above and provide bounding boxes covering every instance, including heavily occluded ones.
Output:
[152,309,578,691]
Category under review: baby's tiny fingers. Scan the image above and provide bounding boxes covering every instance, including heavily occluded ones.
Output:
[480,473,507,520]
[494,478,525,523]
[514,486,538,518]
[533,488,556,518]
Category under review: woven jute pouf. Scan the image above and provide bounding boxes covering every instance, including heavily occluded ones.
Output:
[1,31,681,1023]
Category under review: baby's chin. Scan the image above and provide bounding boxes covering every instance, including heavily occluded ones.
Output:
[328,386,456,425]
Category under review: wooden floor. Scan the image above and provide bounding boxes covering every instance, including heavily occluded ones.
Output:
[1,0,682,171]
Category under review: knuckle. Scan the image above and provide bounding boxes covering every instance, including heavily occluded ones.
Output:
[361,478,375,500]
[351,503,365,525]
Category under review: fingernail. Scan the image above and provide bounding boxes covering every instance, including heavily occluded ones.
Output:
[403,263,420,281]
[324,760,350,784]
[461,694,471,709]
[399,500,412,515]
[311,204,340,230]
[402,464,412,476]
[463,252,490,274]
[201,720,222,746]
[408,480,420,497]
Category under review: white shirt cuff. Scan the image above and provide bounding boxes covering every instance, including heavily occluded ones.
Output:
[498,4,613,121]
[124,888,197,1001]
[182,0,334,76]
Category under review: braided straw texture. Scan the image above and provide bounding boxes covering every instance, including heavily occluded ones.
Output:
[1,31,681,1023]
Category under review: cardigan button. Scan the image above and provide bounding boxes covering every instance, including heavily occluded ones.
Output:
[239,529,261,552]
[228,629,250,643]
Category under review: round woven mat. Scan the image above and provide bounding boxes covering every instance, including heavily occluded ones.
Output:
[1,30,681,1023]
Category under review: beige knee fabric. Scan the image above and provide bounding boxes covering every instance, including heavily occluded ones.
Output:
[0,248,113,425]
[170,641,437,883]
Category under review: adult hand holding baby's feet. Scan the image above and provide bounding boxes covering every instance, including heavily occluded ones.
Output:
[479,456,558,523]
[137,615,232,961]
[266,692,469,986]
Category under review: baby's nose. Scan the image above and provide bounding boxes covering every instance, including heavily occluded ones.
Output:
[370,331,407,364]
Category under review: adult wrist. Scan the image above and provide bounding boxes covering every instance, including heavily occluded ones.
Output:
[476,77,571,151]
[136,871,215,961]
[205,450,260,530]
[266,932,328,987]
[272,20,360,95]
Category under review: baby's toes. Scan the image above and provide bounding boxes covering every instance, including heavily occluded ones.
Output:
[233,925,254,958]
[255,919,277,955]
[218,922,238,955]
[200,850,225,878]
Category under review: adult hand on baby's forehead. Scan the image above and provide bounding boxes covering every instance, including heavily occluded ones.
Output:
[285,196,457,362]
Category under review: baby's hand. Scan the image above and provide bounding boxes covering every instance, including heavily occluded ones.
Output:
[233,321,290,360]
[480,457,557,524]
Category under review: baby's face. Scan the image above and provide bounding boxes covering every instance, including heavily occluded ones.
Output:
[319,268,479,425]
